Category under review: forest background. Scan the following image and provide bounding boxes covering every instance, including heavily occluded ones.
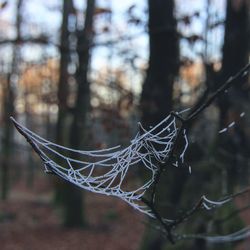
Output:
[0,0,249,249]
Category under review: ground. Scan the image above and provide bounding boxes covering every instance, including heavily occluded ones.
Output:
[0,173,145,250]
[1,165,250,250]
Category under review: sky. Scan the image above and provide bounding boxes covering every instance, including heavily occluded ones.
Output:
[0,0,226,94]
[0,0,226,56]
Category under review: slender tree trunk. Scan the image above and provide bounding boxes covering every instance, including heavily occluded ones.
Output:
[63,0,96,228]
[56,0,74,146]
[140,0,179,249]
[54,0,74,206]
[140,0,179,128]
[70,0,95,147]
[218,0,249,191]
[221,0,249,82]
[219,0,249,125]
[54,0,86,228]
[1,0,23,200]
[1,75,15,200]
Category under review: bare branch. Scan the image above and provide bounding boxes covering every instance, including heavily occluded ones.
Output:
[11,62,250,244]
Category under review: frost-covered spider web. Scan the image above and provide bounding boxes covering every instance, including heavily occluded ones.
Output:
[11,114,187,217]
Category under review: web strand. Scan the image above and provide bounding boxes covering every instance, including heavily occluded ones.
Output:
[11,114,182,217]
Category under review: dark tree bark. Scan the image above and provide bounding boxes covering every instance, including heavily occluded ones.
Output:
[1,0,23,200]
[221,0,249,83]
[140,0,179,129]
[56,0,75,146]
[219,0,249,124]
[62,0,96,228]
[55,0,86,228]
[1,75,15,200]
[218,0,250,191]
[70,0,95,148]
[140,0,180,249]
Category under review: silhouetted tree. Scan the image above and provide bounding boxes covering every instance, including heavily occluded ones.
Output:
[217,0,250,191]
[62,0,96,227]
[140,0,180,249]
[1,0,23,200]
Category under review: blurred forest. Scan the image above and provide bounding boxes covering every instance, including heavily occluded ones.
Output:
[0,0,249,250]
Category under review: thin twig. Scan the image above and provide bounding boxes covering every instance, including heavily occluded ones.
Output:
[141,197,175,243]
[11,62,250,244]
[186,63,250,122]
[141,62,250,243]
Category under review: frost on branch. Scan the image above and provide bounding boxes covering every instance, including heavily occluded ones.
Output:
[11,62,250,244]
[11,113,186,218]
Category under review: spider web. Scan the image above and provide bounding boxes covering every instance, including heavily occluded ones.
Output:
[11,114,187,217]
[180,226,250,243]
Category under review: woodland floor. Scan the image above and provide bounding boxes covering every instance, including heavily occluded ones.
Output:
[1,165,250,250]
[0,172,145,250]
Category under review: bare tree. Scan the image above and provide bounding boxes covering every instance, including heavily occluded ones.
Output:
[140,0,179,127]
[1,0,23,200]
[56,0,75,146]
[8,0,250,248]
[217,0,250,191]
[54,0,86,227]
[140,1,180,249]
[11,62,250,245]
[62,0,96,227]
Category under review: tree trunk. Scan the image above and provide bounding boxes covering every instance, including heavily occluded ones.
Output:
[1,0,23,200]
[219,0,249,125]
[140,0,179,249]
[140,0,179,128]
[54,0,87,228]
[56,0,74,146]
[1,75,15,200]
[218,0,249,191]
[54,0,74,206]
[221,0,249,82]
[62,0,96,228]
